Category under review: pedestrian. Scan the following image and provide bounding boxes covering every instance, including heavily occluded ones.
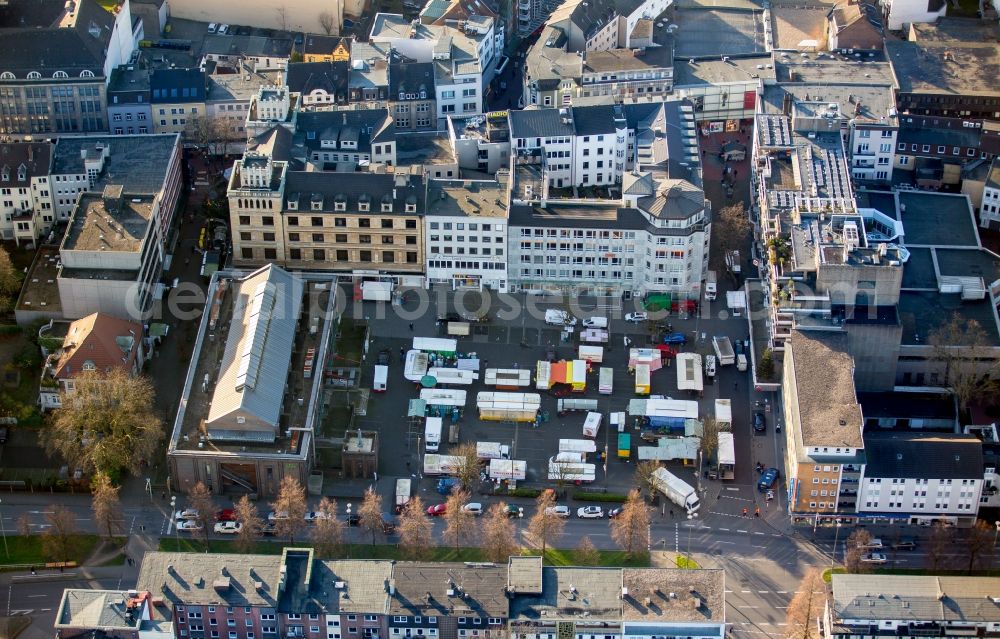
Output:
[140,524,145,532]
[669,509,674,517]
[409,323,414,331]
[733,382,738,391]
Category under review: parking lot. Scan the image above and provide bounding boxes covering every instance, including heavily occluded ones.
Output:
[349,289,760,503]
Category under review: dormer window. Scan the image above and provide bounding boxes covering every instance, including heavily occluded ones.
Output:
[405,202,416,213]
[398,92,406,100]
[420,90,426,99]
[80,70,94,78]
[82,360,96,372]
[311,200,323,211]
[382,201,393,213]
[52,71,68,79]
[287,200,299,210]
[26,71,41,80]
[334,196,346,211]
[359,199,370,212]
[17,166,26,181]
[1,167,9,181]
[0,72,13,80]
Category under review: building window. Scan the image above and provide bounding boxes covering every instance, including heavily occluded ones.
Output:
[314,249,325,260]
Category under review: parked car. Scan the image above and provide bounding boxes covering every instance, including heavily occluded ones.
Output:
[176,520,203,532]
[174,508,199,520]
[506,504,523,518]
[217,24,230,34]
[582,317,608,328]
[0,427,8,444]
[861,538,883,549]
[426,504,447,516]
[267,510,289,521]
[663,332,687,344]
[577,506,604,519]
[214,509,236,522]
[207,22,218,33]
[861,552,887,564]
[752,411,766,433]
[625,312,648,323]
[305,511,331,523]
[544,505,570,518]
[607,508,622,519]
[462,503,483,516]
[757,468,779,491]
[214,521,242,534]
[436,478,459,495]
[261,522,277,536]
[376,349,391,366]
[892,540,917,551]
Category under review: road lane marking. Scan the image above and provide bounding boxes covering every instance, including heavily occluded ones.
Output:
[27,595,48,598]
[719,527,730,531]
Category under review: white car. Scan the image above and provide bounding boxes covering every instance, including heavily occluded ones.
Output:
[861,552,887,564]
[218,24,230,34]
[462,503,483,516]
[581,317,608,329]
[207,22,218,33]
[174,508,199,520]
[861,538,883,549]
[304,511,331,523]
[267,510,289,521]
[544,309,577,326]
[214,521,243,534]
[545,505,570,518]
[625,312,648,323]
[577,506,604,519]
[176,520,203,532]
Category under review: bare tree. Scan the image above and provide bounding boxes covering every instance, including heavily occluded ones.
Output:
[442,489,475,548]
[398,496,434,560]
[16,513,31,537]
[634,460,660,498]
[0,246,22,314]
[187,482,217,549]
[927,521,951,571]
[574,536,600,566]
[929,314,999,417]
[481,502,518,563]
[275,5,290,31]
[964,519,995,573]
[271,476,308,544]
[452,443,482,491]
[41,505,78,563]
[358,487,385,546]
[699,416,720,460]
[318,10,337,35]
[311,498,345,558]
[527,490,564,553]
[713,202,752,263]
[91,472,123,541]
[784,569,826,639]
[843,528,872,574]
[43,370,164,478]
[611,490,650,555]
[233,495,263,554]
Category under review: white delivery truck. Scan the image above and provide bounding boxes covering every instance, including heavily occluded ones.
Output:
[726,290,747,318]
[652,467,701,515]
[712,336,735,366]
[559,439,597,454]
[548,459,596,482]
[361,281,392,301]
[704,355,717,379]
[582,412,602,438]
[373,365,388,392]
[395,478,411,509]
[704,270,717,301]
[489,459,526,481]
[599,367,614,394]
[423,454,464,476]
[476,441,510,460]
[424,417,443,452]
[714,399,732,430]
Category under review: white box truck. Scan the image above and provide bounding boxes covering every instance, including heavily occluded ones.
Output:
[598,367,614,394]
[373,365,388,393]
[424,417,442,452]
[652,467,701,515]
[361,281,392,301]
[489,459,526,481]
[712,336,735,366]
[704,270,717,301]
[395,478,411,509]
[476,442,510,460]
[582,412,602,438]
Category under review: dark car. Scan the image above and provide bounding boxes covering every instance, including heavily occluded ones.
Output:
[663,332,687,345]
[506,504,523,518]
[892,540,917,551]
[376,349,391,366]
[758,468,779,491]
[608,508,622,519]
[346,513,361,527]
[261,522,278,536]
[549,382,572,398]
[437,312,462,323]
[752,411,766,433]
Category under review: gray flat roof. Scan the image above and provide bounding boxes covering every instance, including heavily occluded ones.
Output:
[388,562,509,617]
[56,589,142,630]
[672,55,774,86]
[899,191,978,247]
[898,290,1000,346]
[899,246,936,289]
[621,568,725,622]
[774,55,895,85]
[863,432,982,479]
[886,40,1000,97]
[832,574,1000,623]
[671,7,767,59]
[62,192,153,253]
[51,134,178,195]
[510,567,624,619]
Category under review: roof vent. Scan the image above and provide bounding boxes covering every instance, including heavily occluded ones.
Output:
[839,419,847,426]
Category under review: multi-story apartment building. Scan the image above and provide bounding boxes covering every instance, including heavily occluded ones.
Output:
[227,149,425,277]
[981,158,1000,229]
[0,0,136,136]
[167,265,326,496]
[893,115,996,189]
[0,142,55,245]
[97,551,726,639]
[201,34,293,72]
[286,61,351,109]
[348,42,391,104]
[857,432,983,526]
[107,64,153,135]
[388,60,438,130]
[297,109,398,167]
[448,112,512,175]
[823,574,1000,638]
[300,35,353,63]
[150,68,208,136]
[244,85,299,140]
[369,14,493,122]
[782,330,865,525]
[425,178,509,291]
[886,22,1000,123]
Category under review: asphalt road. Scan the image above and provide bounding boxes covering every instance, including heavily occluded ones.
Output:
[6,573,129,639]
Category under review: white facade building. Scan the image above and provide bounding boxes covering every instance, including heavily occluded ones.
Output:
[856,432,984,526]
[880,0,946,31]
[424,179,509,291]
[980,158,1000,229]
[0,142,55,245]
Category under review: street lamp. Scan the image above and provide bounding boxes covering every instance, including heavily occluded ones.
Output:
[0,499,8,558]
[170,496,178,551]
[831,521,842,568]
